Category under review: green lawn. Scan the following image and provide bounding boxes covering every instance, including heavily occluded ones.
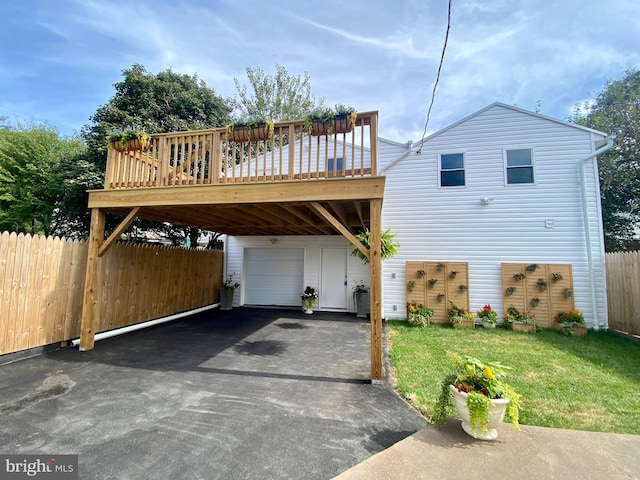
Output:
[387,321,640,434]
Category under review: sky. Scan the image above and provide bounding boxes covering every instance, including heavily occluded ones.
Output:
[1,0,639,143]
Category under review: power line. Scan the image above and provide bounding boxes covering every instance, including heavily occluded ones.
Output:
[417,0,452,154]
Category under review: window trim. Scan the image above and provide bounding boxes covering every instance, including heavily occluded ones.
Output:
[504,147,536,186]
[438,152,466,188]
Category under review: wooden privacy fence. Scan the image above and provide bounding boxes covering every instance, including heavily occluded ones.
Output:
[606,251,640,336]
[0,231,224,356]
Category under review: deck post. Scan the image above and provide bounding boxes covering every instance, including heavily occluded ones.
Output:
[79,208,105,351]
[370,198,383,383]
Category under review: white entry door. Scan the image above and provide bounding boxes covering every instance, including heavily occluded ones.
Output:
[321,248,348,310]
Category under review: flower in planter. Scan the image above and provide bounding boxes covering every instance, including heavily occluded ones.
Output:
[406,301,434,327]
[437,293,446,302]
[512,273,526,281]
[526,264,539,272]
[301,286,319,311]
[448,303,473,323]
[449,271,458,279]
[505,306,536,324]
[437,263,446,272]
[407,280,416,291]
[106,129,151,152]
[552,272,564,282]
[530,297,540,307]
[222,273,240,289]
[537,278,547,291]
[459,285,468,292]
[506,287,516,296]
[428,278,438,288]
[431,353,521,438]
[555,309,585,335]
[417,269,426,278]
[564,287,573,298]
[477,304,498,323]
[352,281,369,295]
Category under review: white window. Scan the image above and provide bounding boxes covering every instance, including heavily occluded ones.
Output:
[440,153,465,187]
[506,149,534,184]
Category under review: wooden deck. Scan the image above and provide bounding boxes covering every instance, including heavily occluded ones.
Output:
[82,111,386,381]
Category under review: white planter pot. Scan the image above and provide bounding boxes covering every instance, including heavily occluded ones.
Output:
[482,320,496,329]
[450,385,509,440]
[304,308,313,315]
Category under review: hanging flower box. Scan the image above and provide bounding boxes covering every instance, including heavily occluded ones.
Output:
[306,105,357,137]
[107,130,151,152]
[226,120,274,143]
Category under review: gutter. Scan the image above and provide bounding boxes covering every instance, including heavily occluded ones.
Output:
[578,135,615,329]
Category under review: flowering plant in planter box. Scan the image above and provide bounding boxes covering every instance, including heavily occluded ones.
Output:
[477,304,498,324]
[555,309,585,335]
[432,353,521,437]
[406,301,434,327]
[448,303,474,324]
[222,273,240,289]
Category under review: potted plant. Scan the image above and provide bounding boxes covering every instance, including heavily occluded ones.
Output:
[225,118,274,142]
[555,309,587,336]
[301,286,319,314]
[506,287,516,296]
[305,104,357,136]
[417,269,426,278]
[428,278,438,288]
[353,281,370,319]
[431,353,521,440]
[526,264,539,272]
[530,297,540,307]
[448,303,475,329]
[107,129,151,152]
[477,304,498,329]
[564,287,573,298]
[407,280,416,292]
[437,293,446,302]
[504,306,537,333]
[537,278,547,291]
[512,273,526,281]
[406,301,434,327]
[552,272,563,282]
[220,273,240,311]
[349,228,400,264]
[449,271,458,279]
[459,284,468,292]
[437,263,445,272]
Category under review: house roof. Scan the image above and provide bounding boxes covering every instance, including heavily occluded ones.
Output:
[410,102,608,150]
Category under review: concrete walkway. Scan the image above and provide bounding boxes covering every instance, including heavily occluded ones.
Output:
[0,308,425,479]
[334,417,640,479]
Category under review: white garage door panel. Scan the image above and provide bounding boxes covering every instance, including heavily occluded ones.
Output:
[245,248,304,306]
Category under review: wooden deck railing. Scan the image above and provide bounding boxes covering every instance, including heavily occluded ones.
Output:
[104,111,378,189]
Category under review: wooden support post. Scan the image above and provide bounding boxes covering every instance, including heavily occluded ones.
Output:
[369,198,383,382]
[79,208,105,351]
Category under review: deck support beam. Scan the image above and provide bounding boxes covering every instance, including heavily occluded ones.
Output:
[79,208,105,351]
[369,198,383,382]
[309,202,369,261]
[98,207,140,257]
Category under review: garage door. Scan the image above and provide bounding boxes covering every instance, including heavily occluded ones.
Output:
[244,248,304,306]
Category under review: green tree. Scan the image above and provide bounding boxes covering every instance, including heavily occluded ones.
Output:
[0,122,86,236]
[233,64,324,122]
[571,69,640,251]
[77,64,233,241]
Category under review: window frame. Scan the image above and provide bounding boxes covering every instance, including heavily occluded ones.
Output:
[438,152,466,188]
[504,147,535,186]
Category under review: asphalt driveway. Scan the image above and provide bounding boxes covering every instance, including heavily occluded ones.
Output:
[0,308,425,479]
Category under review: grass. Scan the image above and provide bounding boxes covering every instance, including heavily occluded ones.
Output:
[387,321,640,434]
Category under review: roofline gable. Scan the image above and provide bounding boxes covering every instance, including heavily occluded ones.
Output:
[410,102,608,150]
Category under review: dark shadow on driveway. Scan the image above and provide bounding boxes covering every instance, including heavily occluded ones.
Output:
[0,308,425,480]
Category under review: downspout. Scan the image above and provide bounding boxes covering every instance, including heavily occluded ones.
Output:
[578,135,614,329]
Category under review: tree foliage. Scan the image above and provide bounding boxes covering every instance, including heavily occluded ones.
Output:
[0,122,86,236]
[77,64,233,240]
[571,69,640,251]
[233,64,324,122]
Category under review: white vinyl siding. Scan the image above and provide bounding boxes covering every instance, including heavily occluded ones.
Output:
[381,103,607,328]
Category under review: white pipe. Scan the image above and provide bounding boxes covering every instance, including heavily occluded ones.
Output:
[73,303,219,347]
[578,135,615,329]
